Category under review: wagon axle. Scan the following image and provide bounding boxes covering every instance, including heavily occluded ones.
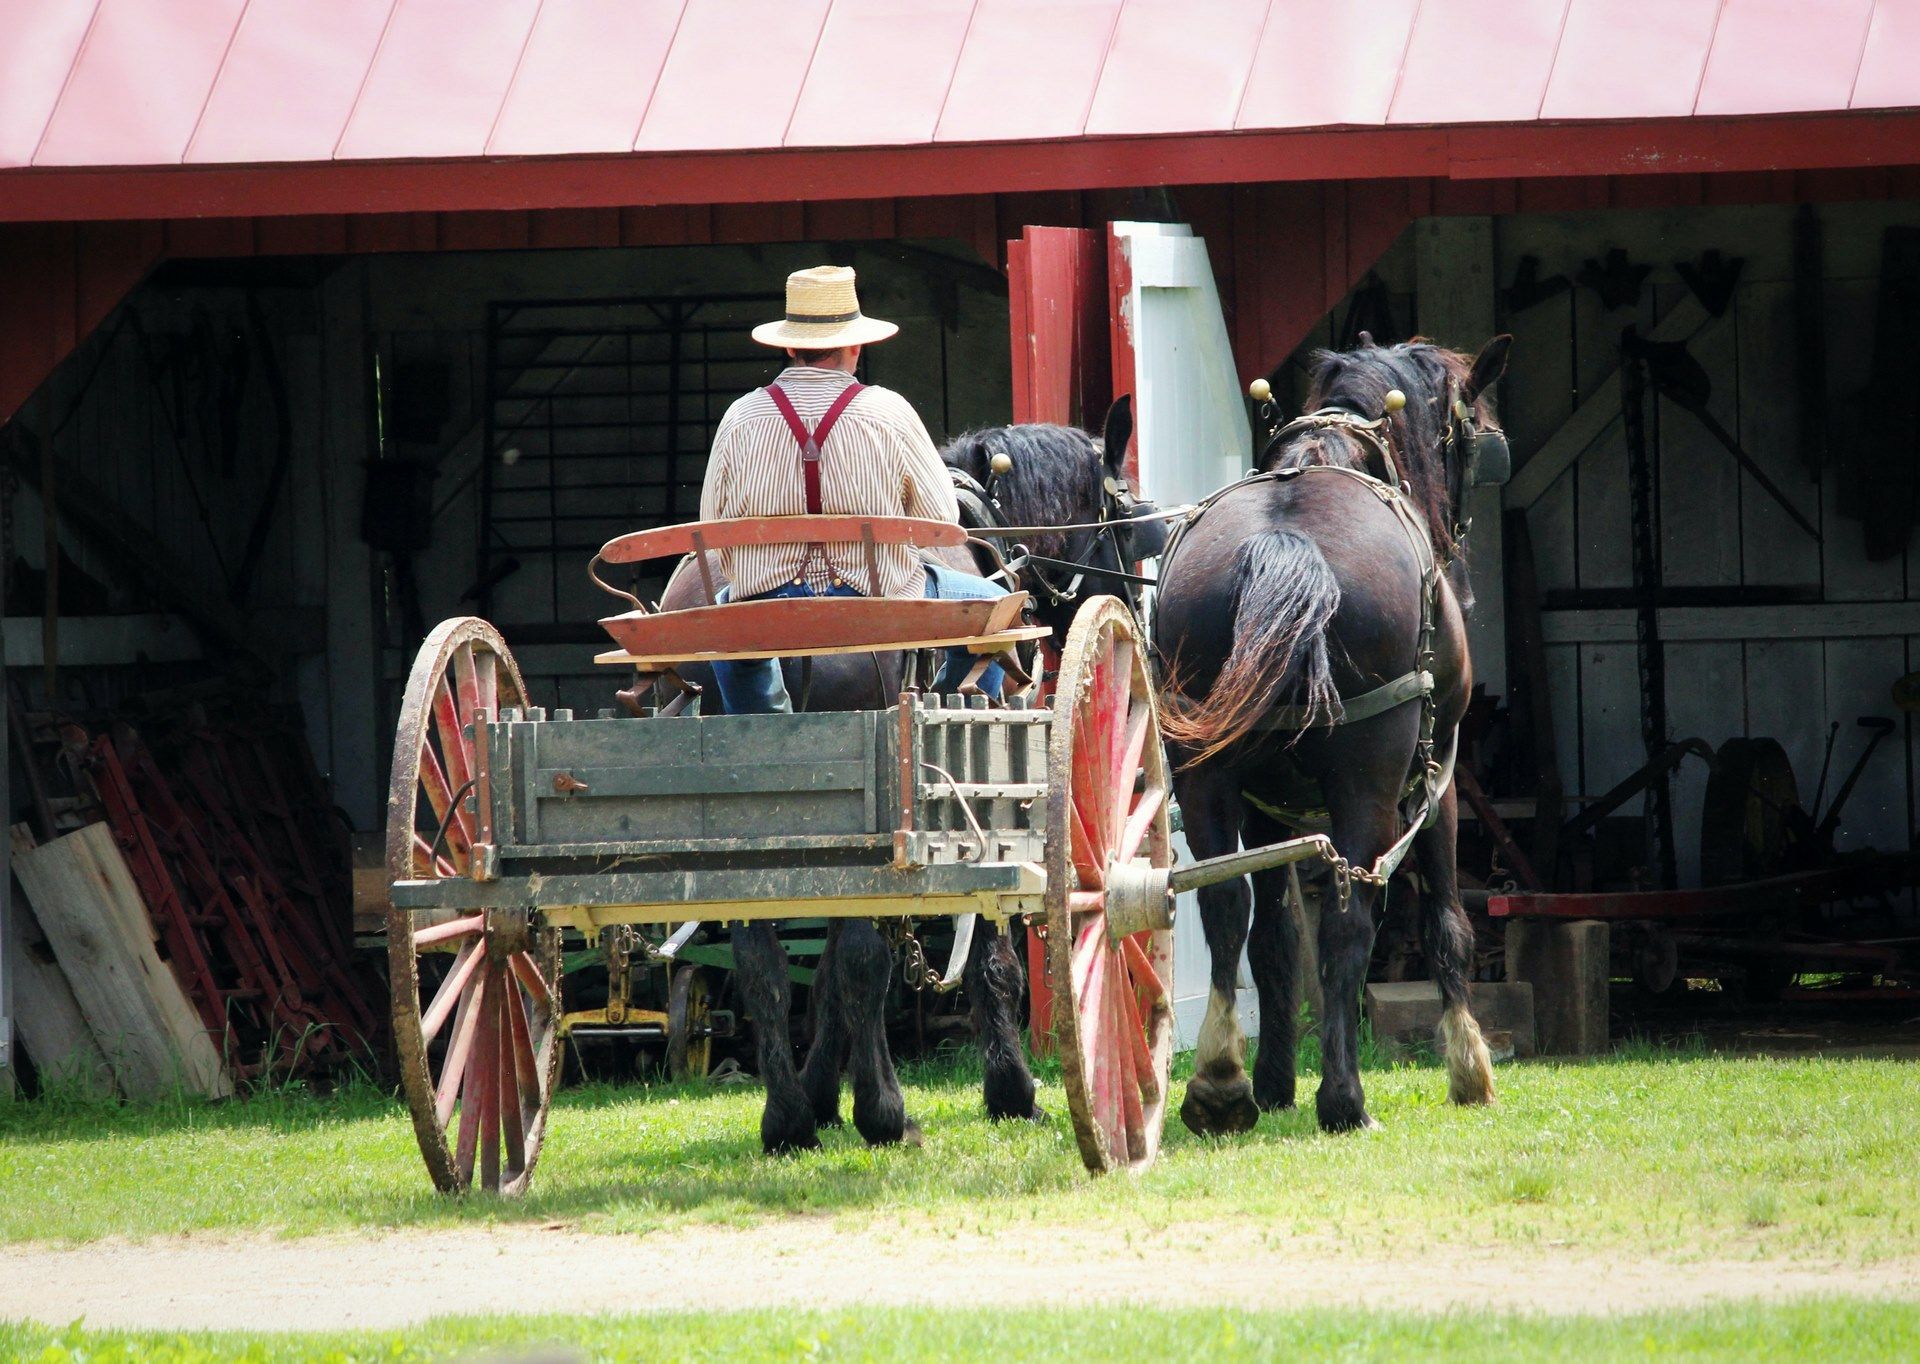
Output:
[1103,833,1337,939]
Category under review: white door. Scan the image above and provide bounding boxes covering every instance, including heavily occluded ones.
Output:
[1109,221,1256,1049]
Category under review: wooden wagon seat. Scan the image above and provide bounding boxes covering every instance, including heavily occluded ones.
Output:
[593,515,1050,668]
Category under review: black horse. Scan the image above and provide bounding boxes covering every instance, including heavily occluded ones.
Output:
[1152,337,1509,1135]
[652,403,1152,1153]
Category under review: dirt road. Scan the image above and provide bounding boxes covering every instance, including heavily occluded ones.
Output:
[3,1222,1916,1331]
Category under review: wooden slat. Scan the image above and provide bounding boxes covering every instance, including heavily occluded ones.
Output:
[598,515,968,565]
[5,872,118,1098]
[1504,293,1711,512]
[597,594,1039,664]
[13,824,231,1100]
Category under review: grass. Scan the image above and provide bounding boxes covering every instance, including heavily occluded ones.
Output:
[3,1040,1918,1260]
[6,1300,1920,1363]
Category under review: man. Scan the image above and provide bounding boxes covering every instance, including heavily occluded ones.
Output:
[698,265,1005,714]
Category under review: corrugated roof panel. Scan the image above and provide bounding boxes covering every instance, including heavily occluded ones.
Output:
[34,0,246,166]
[334,0,541,160]
[1390,0,1569,125]
[787,0,973,147]
[1852,0,1920,110]
[0,0,98,168]
[1235,0,1419,130]
[1696,0,1876,116]
[188,0,395,164]
[635,0,831,152]
[1084,0,1266,137]
[1541,0,1721,120]
[936,0,1124,143]
[488,0,685,156]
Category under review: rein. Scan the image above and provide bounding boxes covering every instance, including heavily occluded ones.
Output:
[949,464,1163,607]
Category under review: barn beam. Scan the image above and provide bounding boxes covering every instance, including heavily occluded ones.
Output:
[1503,294,1712,512]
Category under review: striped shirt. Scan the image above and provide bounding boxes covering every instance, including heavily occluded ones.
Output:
[698,366,959,599]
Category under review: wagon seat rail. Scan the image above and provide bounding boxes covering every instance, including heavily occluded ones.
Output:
[589,514,1051,668]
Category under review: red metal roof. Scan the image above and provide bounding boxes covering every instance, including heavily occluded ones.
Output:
[2,0,1919,223]
[8,0,1920,173]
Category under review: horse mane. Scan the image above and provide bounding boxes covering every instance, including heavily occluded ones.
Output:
[939,423,1105,561]
[1271,339,1499,565]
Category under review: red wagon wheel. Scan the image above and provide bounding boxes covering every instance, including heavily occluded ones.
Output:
[386,617,561,1195]
[1044,596,1175,1174]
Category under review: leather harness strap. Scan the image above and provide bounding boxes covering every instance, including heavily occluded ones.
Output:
[765,381,865,517]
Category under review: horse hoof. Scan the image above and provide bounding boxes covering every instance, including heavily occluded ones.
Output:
[1253,1077,1296,1112]
[1180,1075,1260,1136]
[762,1129,822,1156]
[1315,1102,1379,1134]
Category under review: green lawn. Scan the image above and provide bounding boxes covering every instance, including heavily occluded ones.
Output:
[2,1042,1917,1259]
[6,1300,1920,1363]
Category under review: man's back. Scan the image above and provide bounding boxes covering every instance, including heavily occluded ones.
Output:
[699,365,959,599]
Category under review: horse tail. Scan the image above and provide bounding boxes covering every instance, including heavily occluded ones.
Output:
[1160,530,1340,765]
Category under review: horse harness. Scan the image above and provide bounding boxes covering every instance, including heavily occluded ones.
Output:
[949,462,1160,611]
[1163,410,1456,903]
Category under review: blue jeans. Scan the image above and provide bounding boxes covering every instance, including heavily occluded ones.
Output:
[710,565,1008,715]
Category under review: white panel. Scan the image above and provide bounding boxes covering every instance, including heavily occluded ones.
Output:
[1113,220,1257,1039]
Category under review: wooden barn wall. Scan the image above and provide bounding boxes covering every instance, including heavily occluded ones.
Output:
[1496,199,1920,886]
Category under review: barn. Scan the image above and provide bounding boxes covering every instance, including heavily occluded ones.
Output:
[3,0,1920,1087]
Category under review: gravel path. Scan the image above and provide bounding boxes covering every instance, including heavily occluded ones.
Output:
[3,1222,1916,1331]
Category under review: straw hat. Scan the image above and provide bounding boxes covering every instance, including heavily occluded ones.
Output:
[751,265,899,349]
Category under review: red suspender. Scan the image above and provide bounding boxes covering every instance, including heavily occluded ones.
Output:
[765,381,864,515]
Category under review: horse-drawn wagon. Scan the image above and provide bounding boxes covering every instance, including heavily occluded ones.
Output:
[385,512,1334,1193]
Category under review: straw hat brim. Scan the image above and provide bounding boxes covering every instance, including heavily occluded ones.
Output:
[751,313,899,349]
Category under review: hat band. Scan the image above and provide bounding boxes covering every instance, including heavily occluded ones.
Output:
[786,308,862,324]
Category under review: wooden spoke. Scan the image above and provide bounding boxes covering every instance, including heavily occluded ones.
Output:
[499,981,527,1178]
[420,940,483,1044]
[411,833,458,879]
[1066,890,1105,915]
[1044,597,1176,1176]
[1121,932,1167,1007]
[478,975,502,1191]
[509,949,555,1011]
[1068,793,1106,888]
[388,618,556,1197]
[1116,784,1167,866]
[430,679,478,849]
[414,914,484,949]
[437,967,487,1128]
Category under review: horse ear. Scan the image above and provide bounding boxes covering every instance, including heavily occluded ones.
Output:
[1101,393,1134,476]
[1464,335,1512,403]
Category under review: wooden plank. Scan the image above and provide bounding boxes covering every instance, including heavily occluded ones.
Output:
[1736,281,1823,587]
[600,593,1031,661]
[1505,292,1710,512]
[598,515,968,565]
[1664,641,1745,886]
[1578,642,1643,804]
[1745,639,1829,814]
[598,625,1051,669]
[1415,216,1505,697]
[13,825,231,1100]
[5,826,117,1097]
[1658,284,1743,587]
[1544,602,1920,644]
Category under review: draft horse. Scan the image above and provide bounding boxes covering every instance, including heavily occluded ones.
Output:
[1153,337,1510,1134]
[650,401,1159,1153]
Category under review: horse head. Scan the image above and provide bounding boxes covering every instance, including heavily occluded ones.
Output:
[940,395,1162,638]
[1268,335,1511,578]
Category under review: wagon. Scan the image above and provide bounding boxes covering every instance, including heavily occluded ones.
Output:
[386,514,1333,1193]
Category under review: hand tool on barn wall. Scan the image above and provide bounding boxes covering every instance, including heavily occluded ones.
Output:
[1618,327,1678,889]
[1502,509,1563,882]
